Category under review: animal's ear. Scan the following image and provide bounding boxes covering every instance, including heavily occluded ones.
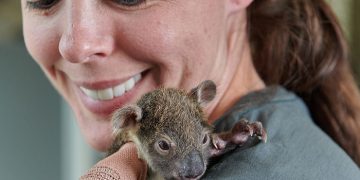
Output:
[112,105,142,135]
[189,80,217,106]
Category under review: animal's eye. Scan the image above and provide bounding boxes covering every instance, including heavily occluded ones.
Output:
[158,140,170,150]
[202,134,209,144]
[154,138,174,155]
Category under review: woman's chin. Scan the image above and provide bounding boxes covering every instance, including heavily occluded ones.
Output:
[79,113,114,152]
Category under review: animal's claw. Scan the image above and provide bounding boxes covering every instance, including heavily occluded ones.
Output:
[233,119,267,143]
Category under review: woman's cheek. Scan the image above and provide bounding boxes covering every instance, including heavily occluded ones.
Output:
[115,19,182,64]
[23,18,60,70]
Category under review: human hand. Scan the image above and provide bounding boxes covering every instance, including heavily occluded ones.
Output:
[81,142,147,180]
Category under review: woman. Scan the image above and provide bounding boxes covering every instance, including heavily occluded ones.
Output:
[21,0,360,179]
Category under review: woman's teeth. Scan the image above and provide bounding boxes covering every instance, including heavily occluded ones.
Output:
[80,74,141,101]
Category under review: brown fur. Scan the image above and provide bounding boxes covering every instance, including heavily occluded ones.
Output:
[107,80,266,180]
[108,81,216,180]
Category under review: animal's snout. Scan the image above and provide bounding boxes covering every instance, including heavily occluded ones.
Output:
[179,150,205,179]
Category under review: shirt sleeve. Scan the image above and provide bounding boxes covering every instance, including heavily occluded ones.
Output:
[204,86,360,180]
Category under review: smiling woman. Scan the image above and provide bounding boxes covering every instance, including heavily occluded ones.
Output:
[20,0,360,180]
[22,0,232,151]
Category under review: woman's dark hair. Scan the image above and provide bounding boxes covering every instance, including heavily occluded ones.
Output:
[248,0,360,165]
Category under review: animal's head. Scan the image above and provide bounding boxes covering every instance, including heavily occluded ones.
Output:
[112,80,216,180]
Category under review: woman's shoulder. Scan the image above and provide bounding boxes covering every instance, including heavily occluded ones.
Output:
[204,86,360,180]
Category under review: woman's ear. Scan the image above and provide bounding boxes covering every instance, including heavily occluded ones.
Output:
[226,0,253,14]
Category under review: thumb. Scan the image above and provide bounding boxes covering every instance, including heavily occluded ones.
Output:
[81,142,147,180]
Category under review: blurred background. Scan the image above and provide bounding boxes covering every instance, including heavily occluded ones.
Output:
[0,0,359,180]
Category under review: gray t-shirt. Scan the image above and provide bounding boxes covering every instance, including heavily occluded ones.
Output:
[203,86,360,179]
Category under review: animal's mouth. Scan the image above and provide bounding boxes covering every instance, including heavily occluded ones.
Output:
[166,168,205,180]
[165,176,203,180]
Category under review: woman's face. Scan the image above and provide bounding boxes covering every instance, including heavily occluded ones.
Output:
[22,0,247,151]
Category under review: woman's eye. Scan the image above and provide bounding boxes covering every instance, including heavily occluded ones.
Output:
[26,0,59,10]
[112,0,146,7]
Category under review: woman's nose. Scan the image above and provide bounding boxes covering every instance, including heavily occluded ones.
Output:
[58,1,114,63]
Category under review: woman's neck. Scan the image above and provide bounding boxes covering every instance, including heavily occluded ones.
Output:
[208,41,265,123]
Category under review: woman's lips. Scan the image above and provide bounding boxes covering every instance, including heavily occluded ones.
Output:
[75,73,144,117]
[79,74,141,101]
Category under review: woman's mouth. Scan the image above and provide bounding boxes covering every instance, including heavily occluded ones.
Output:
[79,74,141,101]
[75,72,147,117]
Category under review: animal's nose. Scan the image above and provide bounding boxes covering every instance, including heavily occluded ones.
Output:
[184,172,202,179]
[180,150,205,179]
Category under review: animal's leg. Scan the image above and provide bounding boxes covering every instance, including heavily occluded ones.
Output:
[210,119,267,157]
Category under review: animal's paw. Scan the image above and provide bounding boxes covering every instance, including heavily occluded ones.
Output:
[231,119,267,144]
